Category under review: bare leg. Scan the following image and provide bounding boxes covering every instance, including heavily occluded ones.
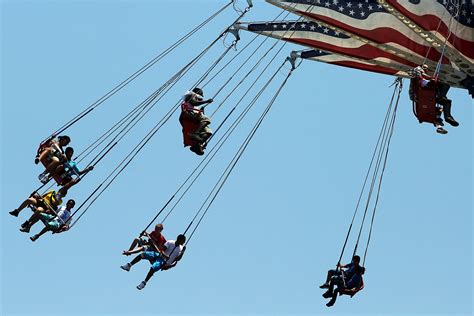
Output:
[11,197,38,217]
[144,268,155,282]
[128,238,140,251]
[18,198,37,212]
[130,254,143,266]
[30,226,51,242]
[43,157,61,174]
[26,211,43,227]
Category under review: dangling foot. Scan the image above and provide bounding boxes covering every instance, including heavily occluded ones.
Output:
[9,209,19,217]
[444,116,459,127]
[120,263,131,271]
[322,290,333,298]
[30,235,39,242]
[34,158,40,165]
[136,281,147,290]
[196,147,204,156]
[190,145,205,156]
[19,222,30,233]
[38,172,49,184]
[326,299,335,307]
[436,127,448,134]
[319,283,329,289]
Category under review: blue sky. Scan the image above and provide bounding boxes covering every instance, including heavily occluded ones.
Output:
[1,1,472,315]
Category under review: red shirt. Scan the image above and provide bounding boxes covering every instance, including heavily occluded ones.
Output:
[149,231,167,251]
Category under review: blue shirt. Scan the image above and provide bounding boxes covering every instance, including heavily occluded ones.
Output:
[345,274,363,289]
[344,262,355,279]
[64,160,79,175]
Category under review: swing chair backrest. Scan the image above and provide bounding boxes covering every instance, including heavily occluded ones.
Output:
[179,110,200,147]
[412,76,439,124]
[340,278,364,298]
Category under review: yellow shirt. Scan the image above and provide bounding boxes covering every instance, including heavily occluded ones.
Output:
[42,191,63,210]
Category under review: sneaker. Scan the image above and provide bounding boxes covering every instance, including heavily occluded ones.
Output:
[326,299,335,307]
[190,145,205,156]
[19,224,30,233]
[436,127,448,134]
[38,173,49,184]
[9,209,19,217]
[34,158,40,164]
[136,281,146,290]
[319,283,329,289]
[322,290,333,298]
[120,263,131,271]
[445,116,459,127]
[196,148,204,156]
[30,235,39,242]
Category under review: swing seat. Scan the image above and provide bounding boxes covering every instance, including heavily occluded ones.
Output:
[339,279,364,298]
[412,77,439,124]
[179,111,201,148]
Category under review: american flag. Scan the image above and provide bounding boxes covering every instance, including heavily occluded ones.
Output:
[384,0,474,74]
[300,49,411,77]
[245,21,417,68]
[262,0,473,94]
[240,20,469,88]
[266,0,447,65]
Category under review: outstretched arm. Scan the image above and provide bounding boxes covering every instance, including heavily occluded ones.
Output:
[78,165,94,175]
[193,99,213,106]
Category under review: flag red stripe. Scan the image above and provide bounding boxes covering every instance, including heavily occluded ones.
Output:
[284,37,418,68]
[298,10,449,64]
[385,0,474,59]
[327,60,406,76]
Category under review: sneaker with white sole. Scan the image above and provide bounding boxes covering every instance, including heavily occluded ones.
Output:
[120,263,131,271]
[136,281,146,290]
[19,223,30,233]
[38,173,49,183]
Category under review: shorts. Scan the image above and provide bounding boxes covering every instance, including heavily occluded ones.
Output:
[141,251,166,272]
[39,213,60,230]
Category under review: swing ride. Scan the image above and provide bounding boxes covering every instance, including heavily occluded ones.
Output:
[6,0,473,305]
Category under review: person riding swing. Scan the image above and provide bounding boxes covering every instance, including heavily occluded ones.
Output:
[179,88,214,156]
[37,135,71,181]
[324,265,365,307]
[409,64,459,134]
[120,234,187,290]
[319,255,365,306]
[38,146,93,185]
[122,223,167,255]
[27,199,76,242]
